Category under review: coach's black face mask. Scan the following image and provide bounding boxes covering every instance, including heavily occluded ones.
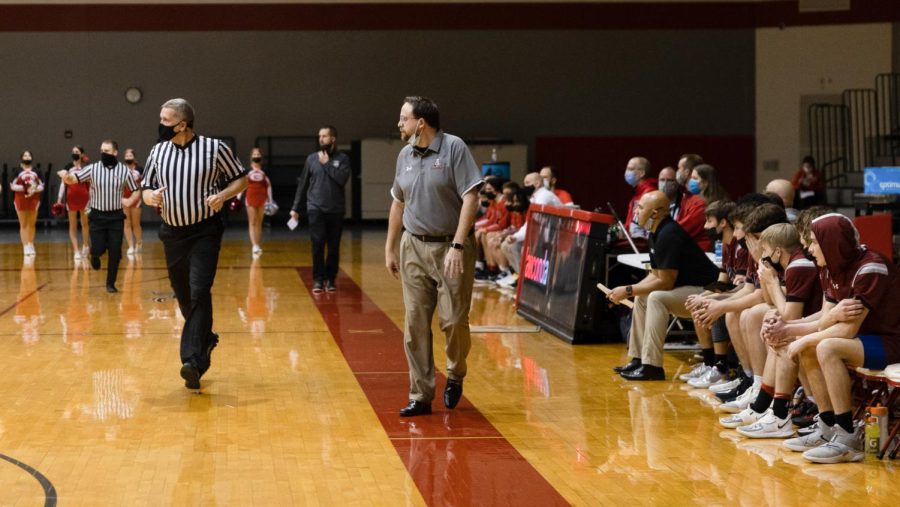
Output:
[158,122,178,142]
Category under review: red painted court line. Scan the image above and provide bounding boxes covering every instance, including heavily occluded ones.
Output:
[0,282,48,318]
[296,268,569,506]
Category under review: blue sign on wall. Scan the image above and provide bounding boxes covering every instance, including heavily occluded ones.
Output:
[864,167,900,194]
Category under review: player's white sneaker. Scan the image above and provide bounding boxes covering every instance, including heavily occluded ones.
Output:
[719,407,766,429]
[709,377,740,393]
[736,410,794,439]
[784,418,834,452]
[688,367,724,389]
[718,381,759,413]
[679,363,710,382]
[802,426,864,464]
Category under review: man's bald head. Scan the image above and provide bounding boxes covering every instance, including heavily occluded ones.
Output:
[635,190,669,232]
[524,172,542,189]
[640,190,670,211]
[765,179,795,208]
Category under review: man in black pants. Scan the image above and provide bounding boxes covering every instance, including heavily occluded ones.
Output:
[290,126,351,293]
[57,140,139,292]
[142,98,248,390]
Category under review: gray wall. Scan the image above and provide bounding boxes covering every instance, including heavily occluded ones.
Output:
[0,30,754,169]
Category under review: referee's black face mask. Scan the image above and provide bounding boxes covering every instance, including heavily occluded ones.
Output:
[101,152,117,167]
[158,122,180,142]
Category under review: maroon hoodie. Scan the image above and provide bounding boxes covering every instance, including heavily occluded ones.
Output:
[811,213,900,362]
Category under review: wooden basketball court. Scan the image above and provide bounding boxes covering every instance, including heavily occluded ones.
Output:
[0,229,894,506]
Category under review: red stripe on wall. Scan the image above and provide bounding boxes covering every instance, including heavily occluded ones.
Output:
[0,1,897,32]
[536,135,756,215]
[295,267,570,506]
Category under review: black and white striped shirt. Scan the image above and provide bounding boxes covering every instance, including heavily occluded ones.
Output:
[142,136,247,227]
[75,162,138,212]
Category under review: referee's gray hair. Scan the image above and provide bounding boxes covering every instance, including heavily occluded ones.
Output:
[161,98,195,127]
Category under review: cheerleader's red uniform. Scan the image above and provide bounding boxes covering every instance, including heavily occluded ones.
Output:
[245,168,269,208]
[13,170,43,212]
[64,166,91,212]
[122,167,143,208]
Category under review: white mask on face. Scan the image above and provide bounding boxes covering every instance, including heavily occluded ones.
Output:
[407,122,422,147]
[543,178,550,189]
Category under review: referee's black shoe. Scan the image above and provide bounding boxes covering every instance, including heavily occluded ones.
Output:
[90,256,101,270]
[180,362,201,390]
[200,333,219,377]
[444,379,463,409]
[399,400,431,417]
[106,284,118,293]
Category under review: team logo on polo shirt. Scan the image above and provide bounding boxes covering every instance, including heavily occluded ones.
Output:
[433,158,442,169]
[333,161,340,167]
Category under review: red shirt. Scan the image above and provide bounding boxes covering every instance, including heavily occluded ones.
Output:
[675,192,710,251]
[791,168,825,193]
[554,188,573,205]
[784,249,822,317]
[509,211,525,230]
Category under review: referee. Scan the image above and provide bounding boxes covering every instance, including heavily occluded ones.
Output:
[57,140,139,293]
[142,98,248,390]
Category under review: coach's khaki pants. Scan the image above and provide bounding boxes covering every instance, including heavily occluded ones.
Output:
[400,232,475,402]
[628,285,703,367]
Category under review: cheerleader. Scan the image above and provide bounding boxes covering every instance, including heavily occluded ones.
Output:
[122,148,143,256]
[57,145,91,261]
[237,148,273,255]
[10,151,44,257]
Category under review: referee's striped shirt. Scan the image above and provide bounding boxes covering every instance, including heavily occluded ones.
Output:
[75,161,138,212]
[142,136,247,227]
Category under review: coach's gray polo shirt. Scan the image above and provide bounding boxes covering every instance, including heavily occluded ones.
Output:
[391,132,483,236]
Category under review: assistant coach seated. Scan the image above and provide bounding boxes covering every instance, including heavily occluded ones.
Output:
[608,191,720,380]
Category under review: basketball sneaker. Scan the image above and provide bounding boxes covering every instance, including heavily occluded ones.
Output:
[678,363,709,382]
[784,418,834,452]
[719,406,766,429]
[802,425,864,464]
[736,410,794,439]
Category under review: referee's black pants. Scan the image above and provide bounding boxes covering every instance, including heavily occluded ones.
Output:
[88,209,125,287]
[159,214,224,373]
[308,210,343,283]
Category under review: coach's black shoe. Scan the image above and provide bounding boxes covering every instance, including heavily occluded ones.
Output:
[614,358,641,374]
[325,280,336,293]
[444,379,463,409]
[399,400,431,417]
[106,284,118,293]
[180,362,201,390]
[312,280,324,294]
[90,256,101,270]
[621,364,665,381]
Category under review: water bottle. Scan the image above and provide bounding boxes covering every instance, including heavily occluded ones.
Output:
[868,405,889,453]
[490,147,498,162]
[865,416,880,454]
[714,240,723,264]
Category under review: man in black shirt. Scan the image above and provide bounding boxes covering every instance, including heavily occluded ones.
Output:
[608,191,719,380]
[290,126,351,294]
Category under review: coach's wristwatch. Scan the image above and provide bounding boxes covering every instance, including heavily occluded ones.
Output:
[626,285,633,296]
[450,242,464,250]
